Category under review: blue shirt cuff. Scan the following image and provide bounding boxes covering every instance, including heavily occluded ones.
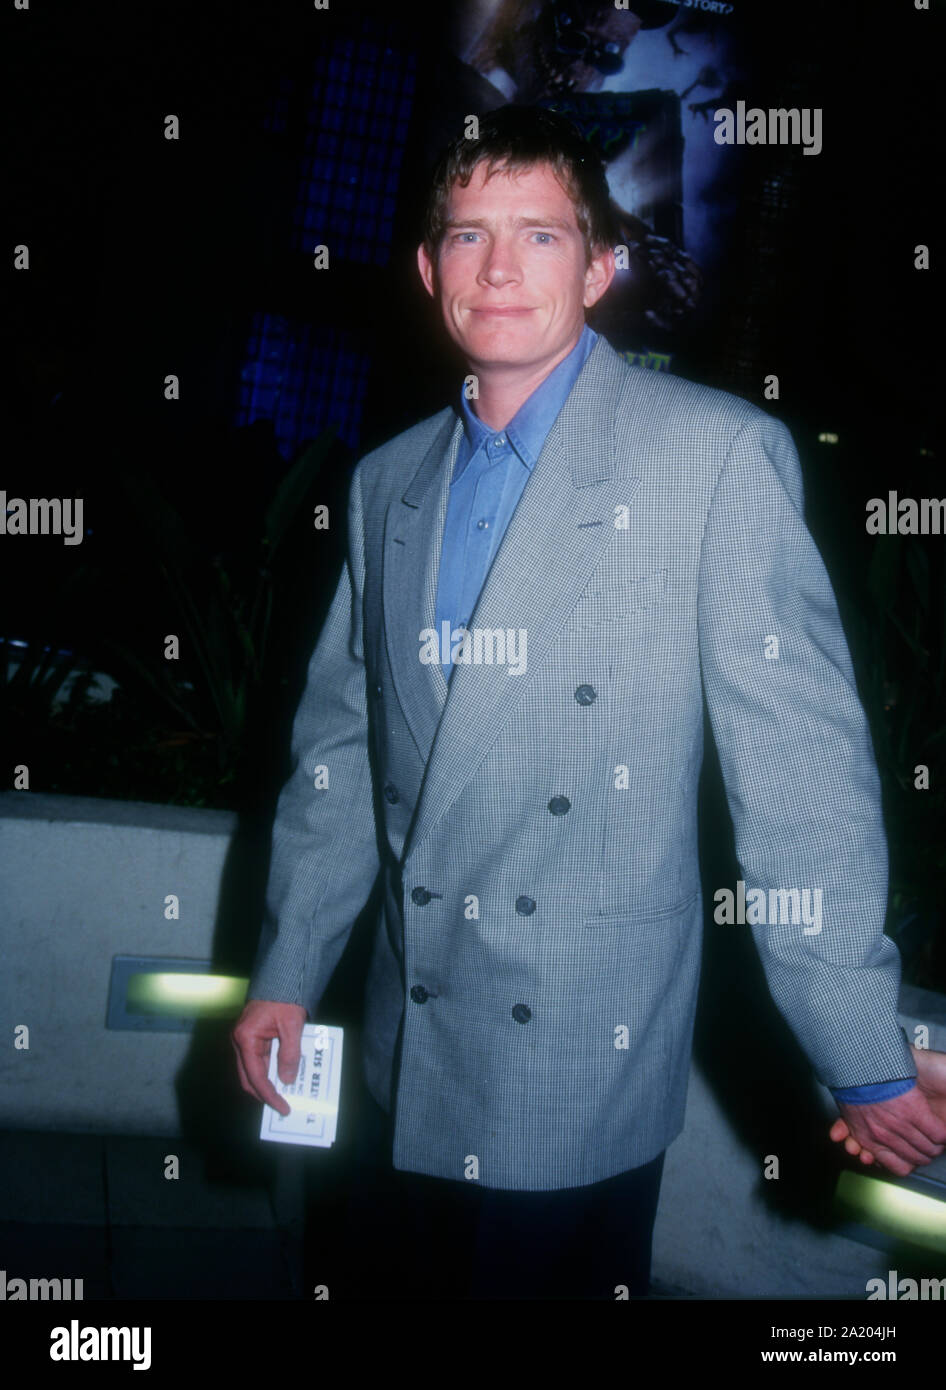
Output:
[830,1078,917,1104]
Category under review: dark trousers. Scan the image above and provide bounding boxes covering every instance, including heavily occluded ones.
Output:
[341,1082,665,1300]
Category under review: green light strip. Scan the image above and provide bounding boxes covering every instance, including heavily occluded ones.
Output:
[835,1169,946,1257]
[126,972,248,1018]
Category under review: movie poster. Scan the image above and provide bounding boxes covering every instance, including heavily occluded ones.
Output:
[435,0,753,372]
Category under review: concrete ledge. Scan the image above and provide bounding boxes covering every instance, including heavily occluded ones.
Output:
[0,789,236,835]
[0,790,240,1136]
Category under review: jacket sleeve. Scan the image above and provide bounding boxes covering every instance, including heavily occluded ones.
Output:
[697,412,916,1089]
[246,459,382,1014]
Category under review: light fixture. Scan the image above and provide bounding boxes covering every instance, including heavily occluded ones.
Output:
[106,955,248,1032]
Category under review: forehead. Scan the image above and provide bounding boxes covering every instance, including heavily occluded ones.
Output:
[447,160,578,221]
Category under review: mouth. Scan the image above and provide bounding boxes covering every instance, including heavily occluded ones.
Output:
[469,307,534,316]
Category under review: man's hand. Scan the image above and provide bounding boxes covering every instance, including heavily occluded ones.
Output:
[231,999,307,1116]
[829,1045,946,1176]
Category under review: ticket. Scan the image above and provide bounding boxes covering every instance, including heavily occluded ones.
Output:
[259,1023,343,1147]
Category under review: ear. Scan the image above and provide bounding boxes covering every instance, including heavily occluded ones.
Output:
[583,244,615,310]
[417,241,437,299]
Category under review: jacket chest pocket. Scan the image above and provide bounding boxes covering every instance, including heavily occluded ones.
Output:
[567,568,669,629]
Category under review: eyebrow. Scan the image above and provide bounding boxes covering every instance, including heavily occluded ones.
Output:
[443,215,576,232]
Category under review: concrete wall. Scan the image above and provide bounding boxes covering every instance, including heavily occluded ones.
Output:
[0,791,237,1136]
[1,789,944,1298]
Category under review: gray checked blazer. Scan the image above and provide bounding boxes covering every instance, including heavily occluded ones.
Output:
[248,331,916,1190]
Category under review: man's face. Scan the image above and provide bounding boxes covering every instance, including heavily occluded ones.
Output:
[417,160,614,377]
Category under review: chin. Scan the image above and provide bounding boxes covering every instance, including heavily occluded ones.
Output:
[457,328,542,360]
[466,346,539,369]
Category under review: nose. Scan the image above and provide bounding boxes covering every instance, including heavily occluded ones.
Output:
[477,235,522,290]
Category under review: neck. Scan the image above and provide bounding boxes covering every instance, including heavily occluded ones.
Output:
[466,330,583,431]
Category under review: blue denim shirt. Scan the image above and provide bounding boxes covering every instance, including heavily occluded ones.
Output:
[434,324,598,680]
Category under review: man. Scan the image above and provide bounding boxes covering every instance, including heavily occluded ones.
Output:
[231,106,946,1299]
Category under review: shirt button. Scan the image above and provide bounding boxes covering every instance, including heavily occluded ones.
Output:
[476,518,489,529]
[495,436,505,446]
[548,796,571,816]
[515,896,536,916]
[575,684,597,705]
[411,887,432,905]
[410,985,429,1004]
[512,1004,532,1024]
[383,783,399,804]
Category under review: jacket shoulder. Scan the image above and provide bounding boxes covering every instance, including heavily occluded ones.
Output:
[613,356,776,443]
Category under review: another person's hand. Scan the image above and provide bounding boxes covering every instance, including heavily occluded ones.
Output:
[828,1045,946,1175]
[231,999,307,1116]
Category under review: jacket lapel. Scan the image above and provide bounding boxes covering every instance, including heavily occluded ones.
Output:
[382,409,463,765]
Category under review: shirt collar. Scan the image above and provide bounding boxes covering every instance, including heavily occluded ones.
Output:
[456,323,598,479]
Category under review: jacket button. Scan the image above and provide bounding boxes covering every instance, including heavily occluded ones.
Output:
[512,1003,532,1024]
[575,684,597,705]
[411,886,432,905]
[515,895,536,916]
[410,985,429,1004]
[548,796,571,816]
[383,783,399,804]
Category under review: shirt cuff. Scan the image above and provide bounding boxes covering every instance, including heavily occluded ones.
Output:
[830,1078,917,1104]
